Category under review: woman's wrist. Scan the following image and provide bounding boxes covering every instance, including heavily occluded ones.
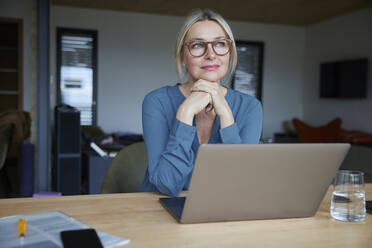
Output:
[219,108,234,128]
[176,103,194,126]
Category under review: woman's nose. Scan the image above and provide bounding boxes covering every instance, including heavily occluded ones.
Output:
[204,44,216,59]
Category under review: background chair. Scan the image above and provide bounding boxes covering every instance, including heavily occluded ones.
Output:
[0,123,14,197]
[101,141,147,193]
[0,111,33,198]
[292,117,342,143]
[0,124,13,170]
[0,110,31,159]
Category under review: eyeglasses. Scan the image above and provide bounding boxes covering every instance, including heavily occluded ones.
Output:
[184,38,232,57]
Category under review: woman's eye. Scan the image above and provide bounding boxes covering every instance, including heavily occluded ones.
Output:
[191,43,204,49]
[215,41,226,47]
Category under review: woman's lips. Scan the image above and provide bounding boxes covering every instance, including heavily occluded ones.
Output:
[201,65,219,71]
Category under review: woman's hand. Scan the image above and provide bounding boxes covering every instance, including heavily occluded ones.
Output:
[176,91,211,125]
[191,79,234,128]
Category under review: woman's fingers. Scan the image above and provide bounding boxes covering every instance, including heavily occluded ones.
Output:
[192,85,218,96]
[188,91,212,113]
[190,80,232,118]
[205,103,214,112]
[177,91,212,125]
[192,80,222,99]
[192,84,223,107]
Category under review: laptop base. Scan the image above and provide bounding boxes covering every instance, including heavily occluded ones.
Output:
[159,197,186,221]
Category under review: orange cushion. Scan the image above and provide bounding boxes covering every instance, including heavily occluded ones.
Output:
[340,129,372,144]
[351,136,372,144]
[292,118,342,143]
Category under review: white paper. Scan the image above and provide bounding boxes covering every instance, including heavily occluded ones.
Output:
[0,211,130,248]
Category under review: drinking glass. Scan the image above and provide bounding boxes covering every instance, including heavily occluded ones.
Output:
[330,170,366,222]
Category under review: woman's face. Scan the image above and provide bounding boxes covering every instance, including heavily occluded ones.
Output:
[182,20,230,83]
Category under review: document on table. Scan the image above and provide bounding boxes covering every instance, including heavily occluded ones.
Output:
[0,211,130,248]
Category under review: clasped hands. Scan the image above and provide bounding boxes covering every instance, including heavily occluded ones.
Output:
[177,79,234,128]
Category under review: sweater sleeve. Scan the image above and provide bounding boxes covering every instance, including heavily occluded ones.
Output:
[142,93,197,196]
[219,99,263,144]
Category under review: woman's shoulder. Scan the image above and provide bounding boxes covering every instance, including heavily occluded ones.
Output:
[146,85,173,97]
[228,88,261,107]
[227,88,262,121]
[144,84,176,99]
[143,84,180,106]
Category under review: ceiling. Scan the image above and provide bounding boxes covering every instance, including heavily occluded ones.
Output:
[51,0,372,26]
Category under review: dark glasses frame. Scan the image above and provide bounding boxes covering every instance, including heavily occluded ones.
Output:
[184,38,232,57]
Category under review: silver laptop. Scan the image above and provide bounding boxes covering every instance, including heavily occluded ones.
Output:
[159,143,350,223]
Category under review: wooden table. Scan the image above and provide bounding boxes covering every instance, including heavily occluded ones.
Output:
[1,185,371,247]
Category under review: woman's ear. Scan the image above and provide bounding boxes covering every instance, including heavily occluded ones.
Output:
[180,48,187,67]
[181,55,185,67]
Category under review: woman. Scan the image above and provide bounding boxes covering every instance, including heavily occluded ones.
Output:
[141,9,262,196]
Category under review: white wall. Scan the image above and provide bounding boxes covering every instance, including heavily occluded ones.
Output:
[50,6,305,138]
[230,21,305,138]
[303,7,372,132]
[50,7,181,134]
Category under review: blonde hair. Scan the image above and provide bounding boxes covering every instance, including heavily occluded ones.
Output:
[175,9,238,83]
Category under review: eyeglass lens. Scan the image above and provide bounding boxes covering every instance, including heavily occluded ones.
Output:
[188,39,231,57]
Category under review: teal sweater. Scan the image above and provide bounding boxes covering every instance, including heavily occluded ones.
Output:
[141,84,262,196]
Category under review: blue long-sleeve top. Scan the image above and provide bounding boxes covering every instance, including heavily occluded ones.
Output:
[141,84,262,196]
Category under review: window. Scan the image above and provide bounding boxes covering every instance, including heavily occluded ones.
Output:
[232,41,264,102]
[56,28,98,126]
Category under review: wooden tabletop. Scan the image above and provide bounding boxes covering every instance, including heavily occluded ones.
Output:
[0,184,371,247]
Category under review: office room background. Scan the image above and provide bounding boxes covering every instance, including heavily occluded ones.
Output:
[0,0,371,195]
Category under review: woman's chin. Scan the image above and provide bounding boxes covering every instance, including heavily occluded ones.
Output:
[198,75,223,82]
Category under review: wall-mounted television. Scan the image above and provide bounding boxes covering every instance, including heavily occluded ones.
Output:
[320,58,368,98]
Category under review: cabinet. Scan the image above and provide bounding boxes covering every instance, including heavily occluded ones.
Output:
[0,18,23,112]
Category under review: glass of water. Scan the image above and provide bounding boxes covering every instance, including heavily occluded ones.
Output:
[330,170,366,222]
